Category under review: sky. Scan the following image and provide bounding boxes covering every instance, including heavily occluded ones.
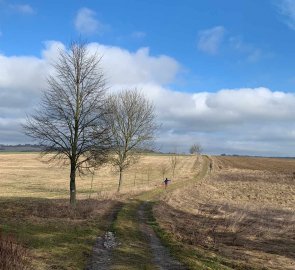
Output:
[1,0,295,156]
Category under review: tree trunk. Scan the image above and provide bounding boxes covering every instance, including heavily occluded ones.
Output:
[70,162,76,206]
[89,172,94,199]
[117,169,123,192]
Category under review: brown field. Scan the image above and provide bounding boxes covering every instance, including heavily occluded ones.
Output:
[154,155,295,269]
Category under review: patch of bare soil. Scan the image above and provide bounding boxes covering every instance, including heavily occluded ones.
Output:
[85,232,117,270]
[138,202,187,270]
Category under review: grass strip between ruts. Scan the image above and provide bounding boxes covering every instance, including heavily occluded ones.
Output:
[111,199,155,270]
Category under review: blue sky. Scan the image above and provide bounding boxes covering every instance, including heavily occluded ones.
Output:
[1,0,295,92]
[2,0,295,155]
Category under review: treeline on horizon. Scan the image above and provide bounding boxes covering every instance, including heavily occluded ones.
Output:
[1,144,294,159]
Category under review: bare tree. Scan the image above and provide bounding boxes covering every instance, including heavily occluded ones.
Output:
[24,41,111,206]
[145,165,152,186]
[106,89,157,192]
[170,153,179,180]
[160,163,168,180]
[189,143,203,155]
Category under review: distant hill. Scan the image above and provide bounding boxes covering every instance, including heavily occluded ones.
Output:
[0,144,42,152]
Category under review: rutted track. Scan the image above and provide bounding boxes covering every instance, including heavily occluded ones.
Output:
[87,155,210,269]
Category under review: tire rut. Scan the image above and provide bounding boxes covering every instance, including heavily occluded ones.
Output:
[85,203,123,270]
[137,202,188,270]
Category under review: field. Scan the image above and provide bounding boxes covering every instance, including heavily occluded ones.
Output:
[0,152,198,269]
[0,153,197,199]
[0,153,294,269]
[154,156,295,269]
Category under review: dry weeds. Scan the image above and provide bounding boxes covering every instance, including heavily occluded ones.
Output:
[0,198,121,269]
[0,231,31,270]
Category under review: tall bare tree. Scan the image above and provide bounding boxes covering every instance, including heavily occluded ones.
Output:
[106,89,157,192]
[24,41,111,205]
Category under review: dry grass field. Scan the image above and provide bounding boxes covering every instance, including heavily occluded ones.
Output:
[0,152,198,269]
[0,153,197,199]
[1,153,294,269]
[154,156,295,269]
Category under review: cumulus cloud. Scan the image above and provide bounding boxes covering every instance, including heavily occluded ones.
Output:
[86,44,180,85]
[142,85,295,131]
[75,8,106,35]
[275,0,295,29]
[135,84,295,155]
[2,41,295,156]
[197,26,225,55]
[10,4,34,14]
[0,42,180,144]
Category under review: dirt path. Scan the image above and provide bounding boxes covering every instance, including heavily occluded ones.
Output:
[138,202,187,270]
[85,233,113,270]
[87,156,210,269]
[85,204,123,270]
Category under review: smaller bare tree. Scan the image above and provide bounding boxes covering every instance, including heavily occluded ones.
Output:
[106,89,158,192]
[170,153,179,180]
[189,143,203,155]
[145,165,152,186]
[160,163,169,180]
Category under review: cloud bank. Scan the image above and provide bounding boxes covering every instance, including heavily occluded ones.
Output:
[1,41,295,156]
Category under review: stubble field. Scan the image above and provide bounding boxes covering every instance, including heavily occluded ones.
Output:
[154,155,295,269]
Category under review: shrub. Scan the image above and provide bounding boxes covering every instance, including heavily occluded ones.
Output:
[0,231,31,270]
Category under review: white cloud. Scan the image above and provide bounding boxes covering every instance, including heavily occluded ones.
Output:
[75,8,106,35]
[86,44,180,85]
[0,42,180,144]
[10,4,34,14]
[197,26,225,55]
[2,41,295,156]
[275,0,295,29]
[135,84,295,155]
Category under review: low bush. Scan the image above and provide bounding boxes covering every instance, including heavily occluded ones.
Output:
[0,231,31,270]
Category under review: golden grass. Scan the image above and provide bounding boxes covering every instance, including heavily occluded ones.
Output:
[154,156,295,270]
[0,153,197,199]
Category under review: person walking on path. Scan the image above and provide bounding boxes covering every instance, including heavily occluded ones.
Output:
[163,178,171,189]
